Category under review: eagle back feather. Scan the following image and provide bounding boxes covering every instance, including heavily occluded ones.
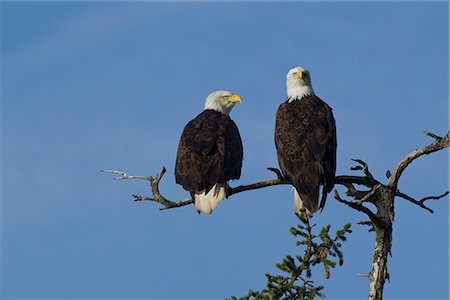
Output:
[175,109,243,194]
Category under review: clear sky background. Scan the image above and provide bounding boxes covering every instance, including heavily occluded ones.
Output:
[1,1,449,299]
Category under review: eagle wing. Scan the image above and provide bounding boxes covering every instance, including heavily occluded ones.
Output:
[175,111,227,193]
[223,119,243,181]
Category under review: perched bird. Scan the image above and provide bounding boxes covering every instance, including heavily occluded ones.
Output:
[275,67,337,218]
[175,91,243,214]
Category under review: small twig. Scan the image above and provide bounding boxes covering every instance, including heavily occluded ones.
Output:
[102,167,195,210]
[385,170,391,179]
[357,273,371,277]
[100,170,152,181]
[267,167,284,180]
[132,195,154,201]
[334,190,381,227]
[342,182,373,201]
[357,220,373,226]
[351,159,374,180]
[420,191,450,202]
[357,184,381,205]
[395,190,449,214]
[423,131,442,140]
[395,191,433,213]
[357,220,375,232]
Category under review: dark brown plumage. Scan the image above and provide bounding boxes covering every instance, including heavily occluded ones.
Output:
[175,109,243,197]
[275,94,336,215]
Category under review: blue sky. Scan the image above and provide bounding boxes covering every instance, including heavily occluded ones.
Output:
[1,1,448,299]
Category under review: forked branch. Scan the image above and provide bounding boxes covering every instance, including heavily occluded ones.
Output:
[395,190,449,213]
[388,130,449,191]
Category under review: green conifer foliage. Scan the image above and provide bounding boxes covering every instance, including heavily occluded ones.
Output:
[229,218,352,300]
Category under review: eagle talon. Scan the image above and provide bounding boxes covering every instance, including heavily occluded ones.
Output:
[267,167,285,180]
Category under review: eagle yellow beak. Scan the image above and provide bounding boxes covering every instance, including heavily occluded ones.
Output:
[228,94,242,103]
[294,70,303,79]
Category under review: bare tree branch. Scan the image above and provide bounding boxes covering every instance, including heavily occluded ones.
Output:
[335,175,379,188]
[101,167,194,210]
[357,220,375,232]
[100,169,152,181]
[101,165,384,212]
[388,130,449,191]
[101,167,291,210]
[357,184,381,205]
[333,190,381,228]
[228,177,290,195]
[423,131,442,140]
[351,159,374,180]
[395,190,449,213]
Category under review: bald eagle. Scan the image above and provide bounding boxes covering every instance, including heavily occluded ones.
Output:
[175,91,243,214]
[275,67,337,218]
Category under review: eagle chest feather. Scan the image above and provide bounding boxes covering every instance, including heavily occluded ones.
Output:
[275,95,337,196]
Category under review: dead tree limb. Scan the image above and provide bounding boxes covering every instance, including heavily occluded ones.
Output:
[100,167,291,210]
[333,130,449,300]
[388,130,450,191]
[101,130,449,299]
[100,166,381,212]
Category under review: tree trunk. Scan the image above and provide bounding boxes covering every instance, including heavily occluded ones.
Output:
[368,188,394,300]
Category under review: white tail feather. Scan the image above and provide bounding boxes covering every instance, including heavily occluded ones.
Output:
[194,184,227,214]
[293,187,312,218]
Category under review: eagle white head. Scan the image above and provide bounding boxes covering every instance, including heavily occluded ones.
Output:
[286,66,314,101]
[204,90,242,115]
